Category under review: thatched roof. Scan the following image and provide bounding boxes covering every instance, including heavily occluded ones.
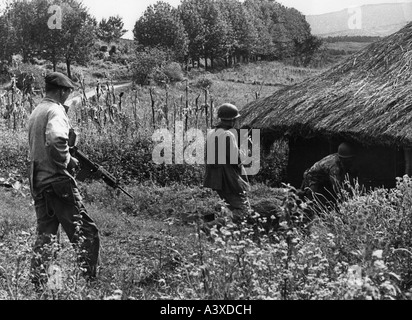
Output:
[240,22,412,147]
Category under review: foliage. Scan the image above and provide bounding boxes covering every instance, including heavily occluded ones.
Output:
[293,35,323,67]
[216,0,259,63]
[179,0,228,69]
[2,131,412,299]
[0,0,97,78]
[9,63,45,92]
[96,15,127,44]
[133,1,188,61]
[251,139,288,187]
[162,62,185,83]
[131,47,170,85]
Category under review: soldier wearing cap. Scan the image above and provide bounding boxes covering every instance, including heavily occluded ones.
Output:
[299,142,357,207]
[28,72,100,288]
[203,103,251,231]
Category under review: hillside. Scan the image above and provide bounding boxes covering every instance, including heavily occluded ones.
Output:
[306,2,412,37]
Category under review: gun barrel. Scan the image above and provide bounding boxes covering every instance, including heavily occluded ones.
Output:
[70,147,133,199]
[118,186,134,199]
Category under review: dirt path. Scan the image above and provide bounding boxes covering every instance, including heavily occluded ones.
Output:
[66,82,133,109]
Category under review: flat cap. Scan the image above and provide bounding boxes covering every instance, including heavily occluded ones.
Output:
[45,72,76,89]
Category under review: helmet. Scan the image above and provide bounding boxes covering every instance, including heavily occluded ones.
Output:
[338,142,355,158]
[217,103,240,120]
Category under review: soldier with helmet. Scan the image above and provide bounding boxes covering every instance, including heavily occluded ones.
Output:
[203,103,251,230]
[299,142,357,207]
[28,72,100,289]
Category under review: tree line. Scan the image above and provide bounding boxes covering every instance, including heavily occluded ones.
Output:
[134,0,322,68]
[0,0,127,79]
[0,0,321,82]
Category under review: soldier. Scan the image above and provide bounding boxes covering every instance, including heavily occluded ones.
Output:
[28,72,100,288]
[299,142,357,207]
[203,103,251,231]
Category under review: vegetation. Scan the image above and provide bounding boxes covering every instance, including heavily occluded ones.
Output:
[96,15,127,45]
[1,57,412,300]
[323,36,383,43]
[134,0,322,68]
[0,0,400,302]
[1,170,412,300]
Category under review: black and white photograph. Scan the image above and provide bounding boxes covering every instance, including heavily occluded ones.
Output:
[1,0,412,304]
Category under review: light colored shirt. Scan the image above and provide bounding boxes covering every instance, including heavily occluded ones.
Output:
[28,98,75,196]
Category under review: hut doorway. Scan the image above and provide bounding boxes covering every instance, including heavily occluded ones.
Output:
[286,136,334,188]
[286,136,405,190]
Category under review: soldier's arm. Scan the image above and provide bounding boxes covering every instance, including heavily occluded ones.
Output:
[328,166,343,194]
[45,109,72,169]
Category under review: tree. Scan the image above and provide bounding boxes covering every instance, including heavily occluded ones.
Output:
[242,0,316,61]
[216,0,259,64]
[178,0,227,69]
[178,0,204,67]
[243,0,276,59]
[97,15,127,44]
[200,0,228,69]
[134,1,188,61]
[294,35,323,66]
[0,0,38,63]
[35,0,97,78]
[131,47,169,85]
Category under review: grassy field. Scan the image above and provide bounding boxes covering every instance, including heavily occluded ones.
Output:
[1,57,412,300]
[325,41,372,53]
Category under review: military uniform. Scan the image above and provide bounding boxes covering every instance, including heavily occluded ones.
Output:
[301,153,348,204]
[203,123,250,225]
[28,72,100,285]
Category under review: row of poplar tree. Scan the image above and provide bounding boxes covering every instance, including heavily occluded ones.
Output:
[134,0,321,68]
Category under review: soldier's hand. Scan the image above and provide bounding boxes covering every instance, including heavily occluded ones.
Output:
[68,156,79,171]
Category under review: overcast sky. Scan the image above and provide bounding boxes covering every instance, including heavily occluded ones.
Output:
[69,0,412,39]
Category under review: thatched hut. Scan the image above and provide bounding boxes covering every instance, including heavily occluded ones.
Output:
[240,23,412,189]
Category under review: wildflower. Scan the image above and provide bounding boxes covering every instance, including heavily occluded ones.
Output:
[372,250,383,260]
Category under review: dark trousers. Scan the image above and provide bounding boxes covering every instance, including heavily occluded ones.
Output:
[31,180,100,284]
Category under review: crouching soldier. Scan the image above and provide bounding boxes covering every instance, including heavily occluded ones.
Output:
[299,142,357,210]
[203,103,251,231]
[28,72,100,288]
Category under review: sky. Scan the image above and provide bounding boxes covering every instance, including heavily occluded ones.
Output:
[78,0,412,39]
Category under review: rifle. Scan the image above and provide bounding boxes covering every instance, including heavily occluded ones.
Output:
[69,146,134,199]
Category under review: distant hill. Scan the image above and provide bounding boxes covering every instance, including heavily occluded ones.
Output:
[306,2,412,37]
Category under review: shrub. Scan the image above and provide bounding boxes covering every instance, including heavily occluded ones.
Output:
[10,63,45,91]
[193,78,213,89]
[163,62,185,83]
[131,47,169,85]
[109,45,117,56]
[251,139,288,187]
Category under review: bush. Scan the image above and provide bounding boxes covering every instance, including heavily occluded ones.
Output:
[131,47,169,85]
[78,126,204,187]
[108,53,130,66]
[193,77,213,89]
[163,62,185,83]
[109,45,117,56]
[10,63,46,91]
[251,139,288,187]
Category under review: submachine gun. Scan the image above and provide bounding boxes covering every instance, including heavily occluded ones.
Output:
[67,127,132,199]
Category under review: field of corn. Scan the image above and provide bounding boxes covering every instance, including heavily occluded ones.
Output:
[1,61,412,301]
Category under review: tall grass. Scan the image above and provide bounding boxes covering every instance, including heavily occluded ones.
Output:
[2,178,411,300]
[1,61,411,300]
